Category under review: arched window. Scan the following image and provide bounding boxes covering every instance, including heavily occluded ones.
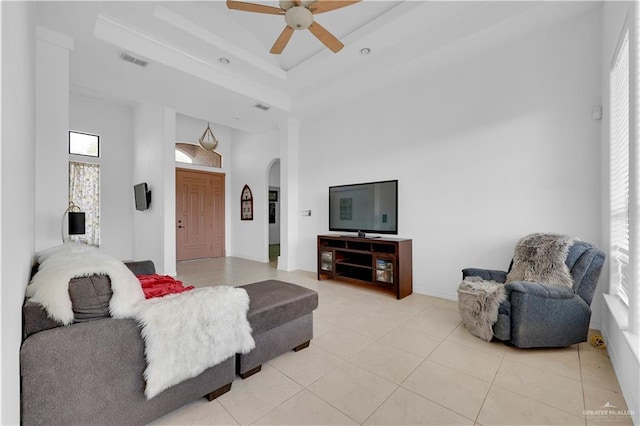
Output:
[175,149,191,163]
[175,143,222,168]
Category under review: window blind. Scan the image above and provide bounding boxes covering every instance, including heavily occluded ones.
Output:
[610,29,630,305]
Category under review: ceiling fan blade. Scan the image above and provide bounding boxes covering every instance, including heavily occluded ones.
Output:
[226,0,284,15]
[270,26,295,54]
[308,21,343,53]
[309,1,361,14]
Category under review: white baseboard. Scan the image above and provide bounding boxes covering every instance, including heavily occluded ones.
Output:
[590,319,603,331]
[413,285,457,301]
[234,254,268,263]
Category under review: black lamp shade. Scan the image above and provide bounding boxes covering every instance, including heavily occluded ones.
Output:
[68,212,86,235]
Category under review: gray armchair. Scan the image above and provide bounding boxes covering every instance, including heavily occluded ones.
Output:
[462,240,605,348]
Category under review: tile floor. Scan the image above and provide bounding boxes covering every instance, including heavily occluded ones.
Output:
[149,257,633,426]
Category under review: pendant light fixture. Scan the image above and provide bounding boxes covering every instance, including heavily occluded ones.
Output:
[199,122,219,152]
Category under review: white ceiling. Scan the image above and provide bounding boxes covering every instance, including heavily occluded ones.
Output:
[35,1,600,133]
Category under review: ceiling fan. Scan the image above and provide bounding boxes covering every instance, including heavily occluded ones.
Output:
[226,0,361,54]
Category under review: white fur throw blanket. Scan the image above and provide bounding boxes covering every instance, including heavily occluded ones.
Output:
[26,243,145,325]
[27,243,255,399]
[136,286,255,399]
[457,277,506,342]
[506,233,575,288]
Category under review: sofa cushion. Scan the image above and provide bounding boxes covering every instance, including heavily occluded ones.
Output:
[68,274,112,322]
[239,280,318,335]
[23,300,63,339]
[23,275,112,338]
[125,260,156,276]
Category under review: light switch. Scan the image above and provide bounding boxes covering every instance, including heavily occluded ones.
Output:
[591,105,603,120]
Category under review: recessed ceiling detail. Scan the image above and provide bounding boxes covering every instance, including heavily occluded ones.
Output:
[153,5,287,80]
[34,1,601,133]
[93,12,291,113]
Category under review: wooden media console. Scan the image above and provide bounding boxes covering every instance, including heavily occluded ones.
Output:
[317,235,413,299]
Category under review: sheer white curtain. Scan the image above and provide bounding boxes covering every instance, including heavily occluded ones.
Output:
[69,161,100,246]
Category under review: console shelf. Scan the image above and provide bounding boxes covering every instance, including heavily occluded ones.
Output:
[317,235,413,299]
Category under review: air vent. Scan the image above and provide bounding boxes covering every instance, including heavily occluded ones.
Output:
[119,53,148,68]
[253,103,271,111]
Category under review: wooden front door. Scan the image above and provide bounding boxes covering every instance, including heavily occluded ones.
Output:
[176,168,225,261]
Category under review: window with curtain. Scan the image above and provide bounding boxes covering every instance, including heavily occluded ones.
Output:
[69,161,100,246]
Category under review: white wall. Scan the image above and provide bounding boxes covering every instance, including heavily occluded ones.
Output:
[64,106,237,268]
[0,3,36,423]
[230,128,280,262]
[278,119,301,271]
[69,95,134,260]
[34,27,72,251]
[297,7,603,304]
[132,104,177,274]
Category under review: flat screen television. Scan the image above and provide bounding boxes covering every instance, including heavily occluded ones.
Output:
[329,180,398,236]
[134,182,152,211]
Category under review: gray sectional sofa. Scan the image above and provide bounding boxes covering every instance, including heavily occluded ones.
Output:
[20,260,318,425]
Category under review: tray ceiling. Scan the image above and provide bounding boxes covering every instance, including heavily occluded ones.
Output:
[36,1,600,132]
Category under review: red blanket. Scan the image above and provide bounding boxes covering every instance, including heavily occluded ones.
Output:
[137,274,194,299]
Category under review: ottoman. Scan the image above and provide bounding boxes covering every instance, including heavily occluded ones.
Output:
[237,280,319,378]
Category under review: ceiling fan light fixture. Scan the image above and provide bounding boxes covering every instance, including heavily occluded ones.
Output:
[227,0,361,54]
[279,0,294,10]
[285,6,313,30]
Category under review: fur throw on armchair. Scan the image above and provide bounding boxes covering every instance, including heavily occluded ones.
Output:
[458,233,576,342]
[506,233,575,288]
[457,277,506,341]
